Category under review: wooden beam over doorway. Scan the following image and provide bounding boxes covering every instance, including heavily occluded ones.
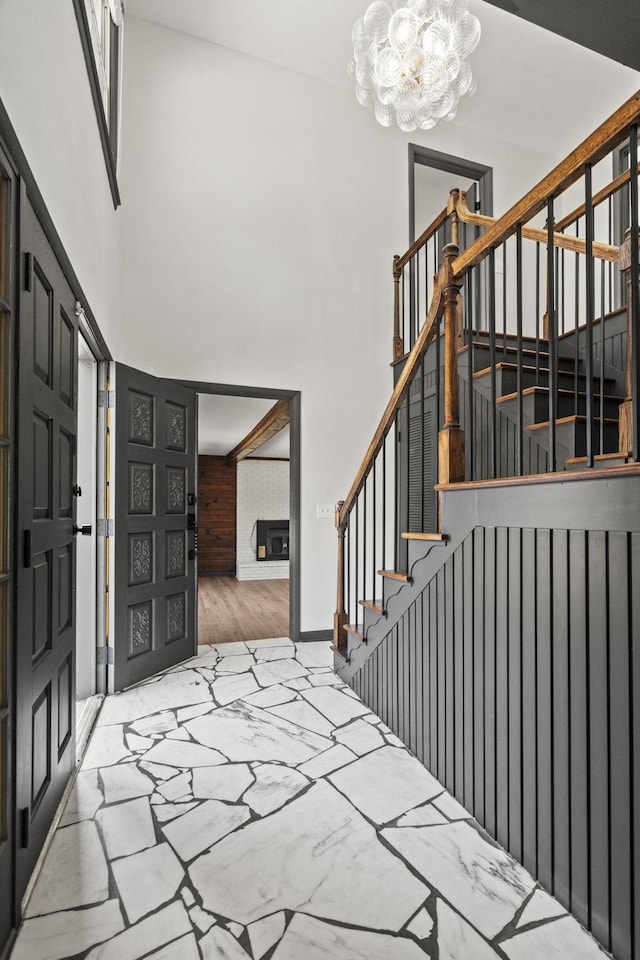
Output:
[227,399,290,463]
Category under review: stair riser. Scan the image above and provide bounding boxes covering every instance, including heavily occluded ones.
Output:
[480,367,616,398]
[530,422,620,459]
[469,347,576,375]
[500,392,622,424]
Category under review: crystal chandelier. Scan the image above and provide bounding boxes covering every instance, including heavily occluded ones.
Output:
[349,0,481,132]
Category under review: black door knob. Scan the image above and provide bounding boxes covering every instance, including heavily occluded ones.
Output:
[73,524,93,536]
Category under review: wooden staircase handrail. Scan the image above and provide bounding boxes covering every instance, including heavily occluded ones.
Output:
[455,192,621,264]
[395,206,449,272]
[337,274,445,530]
[450,89,640,279]
[554,160,640,233]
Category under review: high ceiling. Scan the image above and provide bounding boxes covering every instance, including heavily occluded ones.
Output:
[482,0,640,72]
[125,0,639,160]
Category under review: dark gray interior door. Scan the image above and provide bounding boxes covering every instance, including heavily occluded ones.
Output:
[114,364,197,691]
[15,196,78,900]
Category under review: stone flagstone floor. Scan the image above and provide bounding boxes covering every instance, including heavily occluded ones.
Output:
[11,638,609,960]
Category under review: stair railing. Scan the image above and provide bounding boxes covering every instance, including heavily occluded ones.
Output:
[334,89,640,658]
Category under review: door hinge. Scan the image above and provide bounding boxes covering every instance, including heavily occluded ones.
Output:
[20,807,30,848]
[24,253,33,292]
[97,518,114,538]
[98,390,115,409]
[97,646,114,666]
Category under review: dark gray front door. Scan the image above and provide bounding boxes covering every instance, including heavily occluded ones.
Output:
[113,364,197,691]
[15,196,78,899]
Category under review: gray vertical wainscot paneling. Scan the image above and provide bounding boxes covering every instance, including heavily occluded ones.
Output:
[350,517,640,960]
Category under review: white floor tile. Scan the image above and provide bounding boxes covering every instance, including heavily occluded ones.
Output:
[243,763,309,816]
[96,797,156,860]
[436,900,502,959]
[383,821,535,938]
[25,820,109,917]
[501,915,608,959]
[184,701,333,764]
[162,799,251,862]
[329,746,441,824]
[83,901,191,960]
[270,913,428,959]
[189,780,429,930]
[10,901,124,960]
[112,842,184,923]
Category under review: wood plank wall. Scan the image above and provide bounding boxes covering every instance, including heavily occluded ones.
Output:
[351,525,639,960]
[197,456,236,576]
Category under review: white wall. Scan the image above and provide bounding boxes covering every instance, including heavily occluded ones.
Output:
[118,17,571,632]
[0,0,121,351]
[236,460,290,582]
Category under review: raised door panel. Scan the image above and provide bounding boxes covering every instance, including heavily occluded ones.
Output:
[114,364,196,691]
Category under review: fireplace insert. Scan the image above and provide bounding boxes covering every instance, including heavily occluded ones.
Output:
[256,520,289,561]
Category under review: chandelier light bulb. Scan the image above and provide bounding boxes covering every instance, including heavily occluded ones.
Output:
[350,0,480,130]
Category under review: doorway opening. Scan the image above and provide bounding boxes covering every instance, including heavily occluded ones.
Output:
[409,143,493,243]
[195,391,293,646]
[74,327,107,755]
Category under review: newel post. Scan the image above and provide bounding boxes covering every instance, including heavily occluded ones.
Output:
[333,501,348,654]
[438,243,465,485]
[393,255,403,361]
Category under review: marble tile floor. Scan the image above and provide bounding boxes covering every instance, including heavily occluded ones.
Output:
[11,638,610,960]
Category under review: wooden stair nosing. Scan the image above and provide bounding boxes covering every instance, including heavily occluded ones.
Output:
[377,569,413,583]
[343,623,365,643]
[497,385,623,405]
[473,361,616,384]
[527,414,619,433]
[566,451,632,464]
[401,531,448,542]
[459,343,551,362]
[359,598,387,617]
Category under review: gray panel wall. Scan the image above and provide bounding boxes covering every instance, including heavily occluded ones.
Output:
[351,523,639,960]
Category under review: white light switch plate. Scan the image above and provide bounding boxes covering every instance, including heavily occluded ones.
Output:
[316,503,335,520]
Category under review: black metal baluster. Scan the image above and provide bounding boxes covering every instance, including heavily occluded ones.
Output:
[354,497,359,623]
[547,199,557,471]
[420,351,425,531]
[402,270,406,356]
[346,522,351,636]
[466,270,475,479]
[585,164,595,468]
[372,455,377,606]
[489,247,497,478]
[535,242,541,381]
[409,255,415,349]
[600,258,606,455]
[574,221,580,418]
[561,248,566,334]
[516,226,524,476]
[363,474,368,606]
[630,123,639,461]
[382,437,387,573]
[608,194,613,314]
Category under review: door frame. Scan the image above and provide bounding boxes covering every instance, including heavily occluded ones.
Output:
[0,98,112,951]
[178,380,301,644]
[408,143,494,242]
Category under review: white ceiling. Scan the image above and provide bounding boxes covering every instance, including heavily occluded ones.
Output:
[197,393,290,458]
[125,0,639,158]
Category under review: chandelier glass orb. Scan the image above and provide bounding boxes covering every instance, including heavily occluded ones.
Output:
[349,0,481,132]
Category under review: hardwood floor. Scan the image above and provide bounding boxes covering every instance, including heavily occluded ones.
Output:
[198,576,289,645]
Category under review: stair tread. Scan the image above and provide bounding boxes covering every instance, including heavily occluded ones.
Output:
[401,531,448,541]
[359,598,386,616]
[566,451,632,464]
[497,385,623,404]
[474,361,616,383]
[459,343,549,360]
[528,414,619,432]
[378,569,412,583]
[343,622,365,640]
